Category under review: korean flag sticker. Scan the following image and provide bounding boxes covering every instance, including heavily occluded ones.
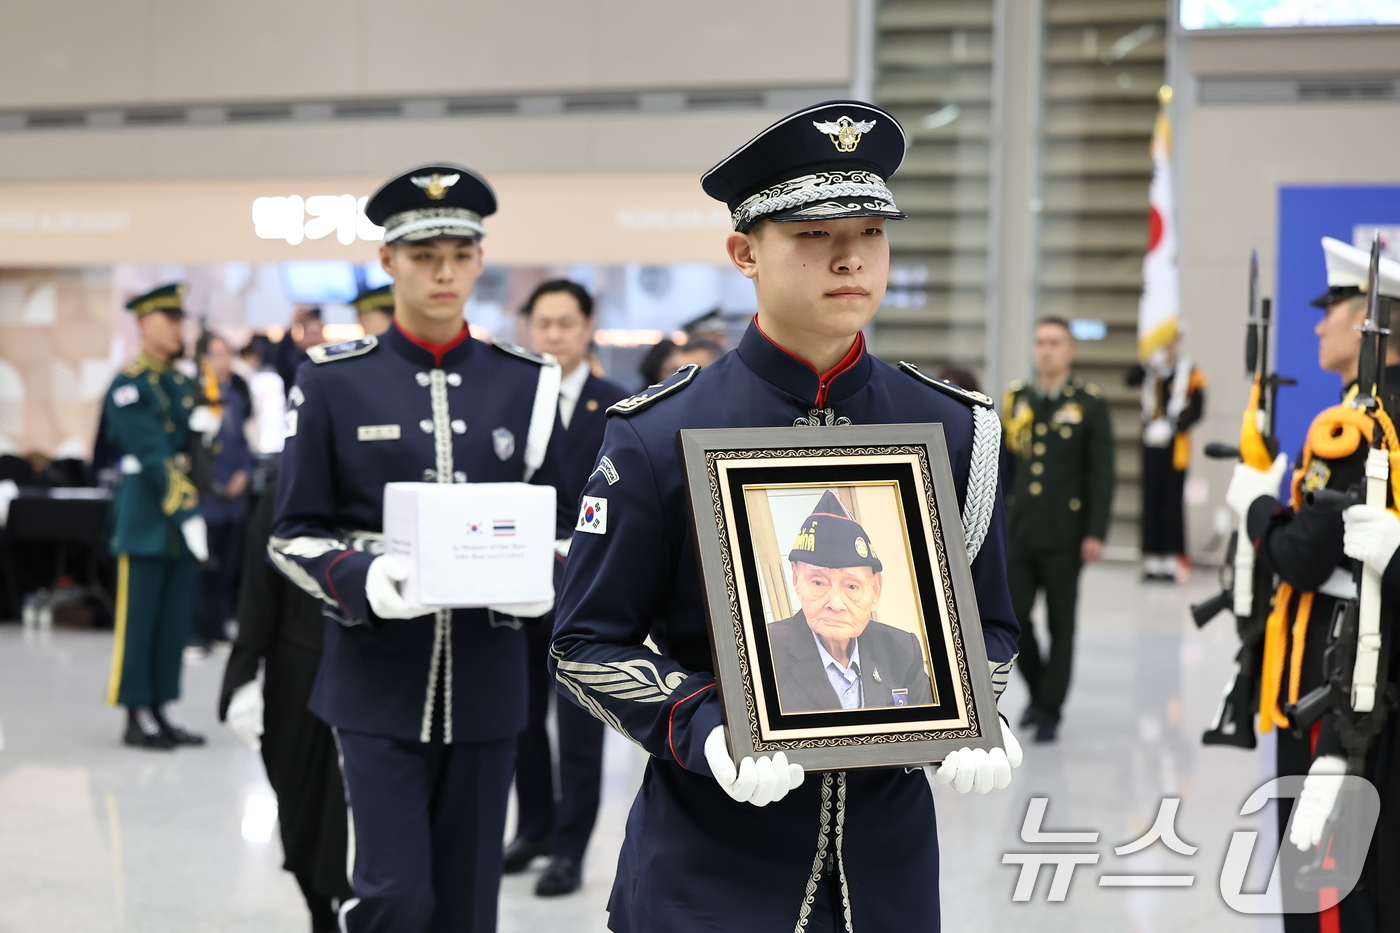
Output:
[576,496,608,535]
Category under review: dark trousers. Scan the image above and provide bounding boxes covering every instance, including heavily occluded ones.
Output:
[193,519,242,644]
[1009,546,1083,723]
[514,615,605,863]
[1140,445,1187,555]
[106,554,196,708]
[336,730,515,933]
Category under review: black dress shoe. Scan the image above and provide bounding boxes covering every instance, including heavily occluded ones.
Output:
[502,836,549,874]
[1019,705,1042,729]
[124,708,176,750]
[535,857,582,897]
[153,706,206,746]
[1033,719,1059,744]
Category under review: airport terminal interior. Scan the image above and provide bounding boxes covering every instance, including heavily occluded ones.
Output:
[2,1,1400,931]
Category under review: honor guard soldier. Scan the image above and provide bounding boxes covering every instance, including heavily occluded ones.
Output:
[550,102,1023,933]
[269,163,566,933]
[352,283,395,337]
[1002,316,1115,742]
[104,283,213,749]
[1225,237,1400,932]
[1128,331,1206,581]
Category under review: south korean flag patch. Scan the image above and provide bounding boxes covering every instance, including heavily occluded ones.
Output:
[576,496,607,535]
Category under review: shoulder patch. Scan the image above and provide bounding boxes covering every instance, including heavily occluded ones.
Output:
[897,362,994,409]
[491,339,549,366]
[308,335,378,364]
[607,364,699,417]
[111,383,141,408]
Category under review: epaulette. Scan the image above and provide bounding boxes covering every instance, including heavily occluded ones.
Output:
[607,364,699,417]
[491,339,549,366]
[120,361,145,378]
[308,335,378,364]
[897,361,994,409]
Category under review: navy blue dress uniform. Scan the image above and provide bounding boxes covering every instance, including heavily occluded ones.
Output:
[509,365,628,888]
[550,103,1019,933]
[103,284,205,749]
[269,163,568,933]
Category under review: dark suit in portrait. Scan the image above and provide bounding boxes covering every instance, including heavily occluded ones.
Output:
[767,612,933,713]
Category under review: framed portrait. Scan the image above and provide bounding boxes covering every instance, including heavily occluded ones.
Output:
[680,424,1002,771]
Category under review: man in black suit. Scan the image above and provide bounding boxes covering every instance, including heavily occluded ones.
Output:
[768,490,934,713]
[504,279,628,896]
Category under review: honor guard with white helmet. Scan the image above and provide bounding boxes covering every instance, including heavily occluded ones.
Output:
[550,101,1023,933]
[1225,235,1400,927]
[269,163,568,933]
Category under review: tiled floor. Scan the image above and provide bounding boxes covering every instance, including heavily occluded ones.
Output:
[0,563,1287,931]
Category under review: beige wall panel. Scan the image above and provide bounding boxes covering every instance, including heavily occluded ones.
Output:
[0,171,737,266]
[1178,99,1400,561]
[1190,31,1400,76]
[0,1,850,109]
[0,111,788,182]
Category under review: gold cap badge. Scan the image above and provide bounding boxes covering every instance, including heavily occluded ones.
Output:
[411,173,461,200]
[813,116,877,153]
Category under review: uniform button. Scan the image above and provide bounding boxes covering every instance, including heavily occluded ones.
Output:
[1033,442,1046,456]
[1069,498,1081,511]
[1029,482,1043,496]
[1064,386,1076,397]
[586,399,599,412]
[447,373,463,387]
[1035,423,1048,436]
[453,471,467,483]
[1060,426,1073,439]
[451,419,466,435]
[419,419,434,433]
[422,469,436,481]
[1030,462,1044,476]
[415,372,431,386]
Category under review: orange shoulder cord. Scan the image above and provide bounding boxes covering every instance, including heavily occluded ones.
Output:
[1258,400,1400,732]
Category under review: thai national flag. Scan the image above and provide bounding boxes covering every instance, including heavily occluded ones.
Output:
[492,519,516,536]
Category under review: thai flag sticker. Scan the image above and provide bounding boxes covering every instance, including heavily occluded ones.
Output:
[576,496,607,535]
[492,519,516,536]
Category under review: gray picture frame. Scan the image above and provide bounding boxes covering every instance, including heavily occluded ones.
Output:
[679,423,1003,771]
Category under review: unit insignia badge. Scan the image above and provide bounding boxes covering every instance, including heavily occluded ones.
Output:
[492,426,515,461]
[812,115,876,153]
[411,173,461,200]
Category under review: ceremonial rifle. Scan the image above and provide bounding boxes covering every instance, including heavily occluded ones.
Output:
[1194,251,1294,748]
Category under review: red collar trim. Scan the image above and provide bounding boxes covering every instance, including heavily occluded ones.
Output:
[393,318,470,368]
[752,316,866,408]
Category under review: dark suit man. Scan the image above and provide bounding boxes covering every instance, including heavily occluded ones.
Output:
[767,490,934,713]
[505,280,628,896]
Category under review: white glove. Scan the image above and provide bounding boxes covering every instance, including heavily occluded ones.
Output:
[1290,755,1347,851]
[226,680,264,750]
[365,555,432,620]
[1343,504,1400,576]
[181,515,209,562]
[932,719,1021,794]
[188,405,222,444]
[704,724,804,807]
[1225,453,1289,521]
[1143,418,1175,447]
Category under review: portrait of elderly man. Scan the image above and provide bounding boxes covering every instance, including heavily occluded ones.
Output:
[767,490,935,713]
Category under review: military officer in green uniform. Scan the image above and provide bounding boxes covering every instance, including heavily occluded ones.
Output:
[104,283,213,750]
[1002,316,1115,742]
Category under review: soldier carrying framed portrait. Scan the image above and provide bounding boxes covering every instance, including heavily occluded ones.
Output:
[680,423,1004,771]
